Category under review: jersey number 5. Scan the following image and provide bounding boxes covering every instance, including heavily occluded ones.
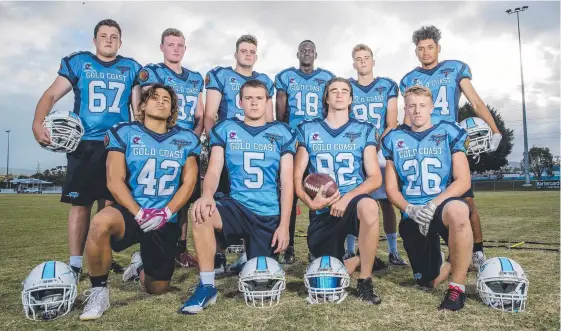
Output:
[243,152,265,189]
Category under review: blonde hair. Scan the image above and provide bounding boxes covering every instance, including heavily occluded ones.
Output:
[352,43,373,59]
[403,85,433,102]
[161,28,184,45]
[138,84,178,128]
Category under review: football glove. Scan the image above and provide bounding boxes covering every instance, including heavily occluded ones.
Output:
[490,132,502,151]
[405,204,424,221]
[418,201,437,224]
[406,204,432,237]
[135,207,172,233]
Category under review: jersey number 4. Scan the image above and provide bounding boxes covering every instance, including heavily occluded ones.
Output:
[88,81,125,113]
[137,158,180,196]
[434,86,450,116]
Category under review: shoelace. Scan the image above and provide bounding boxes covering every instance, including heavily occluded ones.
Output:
[360,280,375,296]
[82,289,105,308]
[447,289,462,301]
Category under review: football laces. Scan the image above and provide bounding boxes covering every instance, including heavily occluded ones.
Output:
[304,182,319,193]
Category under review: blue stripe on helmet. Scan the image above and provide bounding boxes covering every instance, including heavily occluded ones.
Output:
[41,261,56,279]
[256,256,267,271]
[466,117,476,129]
[499,258,514,272]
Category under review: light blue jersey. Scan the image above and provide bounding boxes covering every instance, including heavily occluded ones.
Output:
[205,66,274,121]
[400,60,472,124]
[296,118,377,214]
[210,119,297,216]
[381,121,468,215]
[105,122,201,223]
[138,63,203,130]
[349,77,398,139]
[58,51,142,140]
[275,67,336,129]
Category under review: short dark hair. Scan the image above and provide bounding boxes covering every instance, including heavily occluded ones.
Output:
[412,25,441,45]
[322,77,353,115]
[298,40,316,49]
[236,34,257,51]
[239,79,270,100]
[138,84,178,128]
[94,19,122,39]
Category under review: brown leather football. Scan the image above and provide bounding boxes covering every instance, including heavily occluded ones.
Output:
[303,173,338,199]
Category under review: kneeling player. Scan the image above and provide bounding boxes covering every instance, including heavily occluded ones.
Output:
[295,77,383,304]
[383,86,473,311]
[179,80,295,314]
[79,85,200,320]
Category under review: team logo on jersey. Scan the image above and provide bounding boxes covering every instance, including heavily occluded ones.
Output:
[171,138,192,150]
[314,78,326,85]
[117,66,131,74]
[264,133,282,144]
[412,78,422,85]
[289,77,296,85]
[395,139,407,150]
[167,77,176,85]
[311,132,322,143]
[343,131,362,142]
[131,135,146,147]
[439,68,456,77]
[83,62,94,71]
[138,69,150,82]
[228,130,240,141]
[375,86,387,95]
[189,80,200,87]
[430,134,447,147]
[204,73,211,87]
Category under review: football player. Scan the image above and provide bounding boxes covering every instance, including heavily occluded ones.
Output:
[130,28,204,271]
[275,40,336,264]
[179,80,295,314]
[79,84,200,320]
[294,77,383,304]
[347,44,408,267]
[203,34,275,272]
[31,19,141,279]
[399,25,502,269]
[383,85,473,311]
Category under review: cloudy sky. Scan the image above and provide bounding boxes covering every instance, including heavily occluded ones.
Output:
[0,1,559,172]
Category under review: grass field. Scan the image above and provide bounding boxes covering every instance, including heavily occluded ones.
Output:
[0,191,559,331]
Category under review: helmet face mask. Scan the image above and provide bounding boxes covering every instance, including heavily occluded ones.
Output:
[476,257,528,312]
[304,256,350,304]
[238,257,286,308]
[459,117,492,158]
[42,111,84,153]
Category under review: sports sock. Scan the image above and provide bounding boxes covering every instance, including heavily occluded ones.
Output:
[386,233,398,255]
[449,282,465,293]
[473,242,483,253]
[346,235,356,253]
[69,255,83,269]
[90,274,109,288]
[200,271,215,286]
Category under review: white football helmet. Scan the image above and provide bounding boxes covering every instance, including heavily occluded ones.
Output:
[22,261,77,320]
[459,117,492,158]
[238,256,286,308]
[477,257,529,312]
[304,256,350,304]
[42,111,84,153]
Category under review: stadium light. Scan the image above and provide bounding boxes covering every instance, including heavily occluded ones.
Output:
[506,5,531,187]
[5,130,10,189]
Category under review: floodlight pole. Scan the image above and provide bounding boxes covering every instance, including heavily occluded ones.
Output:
[5,130,10,189]
[506,6,531,186]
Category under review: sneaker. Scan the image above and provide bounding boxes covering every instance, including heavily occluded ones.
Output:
[342,250,356,261]
[122,252,142,282]
[227,253,247,273]
[176,251,199,268]
[282,246,295,264]
[110,259,125,274]
[70,266,81,284]
[388,252,408,266]
[438,288,465,311]
[356,278,381,305]
[372,256,388,272]
[214,253,226,275]
[471,251,486,271]
[178,283,218,315]
[79,287,110,320]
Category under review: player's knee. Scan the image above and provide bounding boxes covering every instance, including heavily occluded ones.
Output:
[143,280,169,295]
[88,214,113,239]
[357,199,379,227]
[443,201,470,231]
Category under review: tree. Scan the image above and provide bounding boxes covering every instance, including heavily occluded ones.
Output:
[522,146,554,180]
[459,103,514,172]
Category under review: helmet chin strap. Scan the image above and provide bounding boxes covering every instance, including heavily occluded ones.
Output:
[473,153,481,164]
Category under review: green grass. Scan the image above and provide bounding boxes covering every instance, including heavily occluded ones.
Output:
[0,191,559,331]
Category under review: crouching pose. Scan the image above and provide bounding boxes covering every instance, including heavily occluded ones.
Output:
[80,84,200,320]
[383,86,473,311]
[179,80,295,314]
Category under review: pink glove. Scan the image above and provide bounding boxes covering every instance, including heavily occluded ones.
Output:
[134,207,172,233]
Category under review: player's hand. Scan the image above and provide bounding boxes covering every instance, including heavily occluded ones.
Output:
[406,204,430,237]
[135,207,171,233]
[330,195,351,218]
[32,121,51,146]
[191,195,216,224]
[490,132,502,151]
[271,226,289,254]
[418,201,437,224]
[310,185,340,210]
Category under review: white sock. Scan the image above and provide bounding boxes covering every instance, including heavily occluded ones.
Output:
[200,271,215,286]
[69,256,83,269]
[449,281,465,292]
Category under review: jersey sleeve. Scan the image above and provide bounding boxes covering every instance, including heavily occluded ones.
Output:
[137,65,163,87]
[195,72,204,93]
[365,124,378,148]
[296,123,307,148]
[205,67,224,93]
[458,61,472,81]
[187,134,202,157]
[399,76,408,96]
[275,72,287,92]
[57,54,81,86]
[209,121,227,147]
[445,122,469,154]
[387,79,398,99]
[105,125,127,153]
[381,132,394,161]
[280,125,297,156]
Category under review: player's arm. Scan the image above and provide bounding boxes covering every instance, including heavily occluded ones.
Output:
[193,92,205,136]
[294,147,339,211]
[204,90,221,136]
[276,90,288,123]
[266,98,274,122]
[32,76,73,145]
[273,153,293,253]
[166,156,199,213]
[385,160,410,212]
[459,79,500,134]
[381,97,398,142]
[106,151,141,215]
[201,146,223,198]
[131,85,142,120]
[430,151,471,206]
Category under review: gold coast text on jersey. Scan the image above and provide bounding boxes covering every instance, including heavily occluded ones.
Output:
[229,142,277,152]
[398,147,443,158]
[132,147,184,159]
[85,71,127,81]
[312,143,358,151]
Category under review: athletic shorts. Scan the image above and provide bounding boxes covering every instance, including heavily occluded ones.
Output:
[461,187,475,198]
[61,140,113,205]
[214,197,279,260]
[110,204,180,281]
[399,197,467,287]
[307,194,374,261]
[371,150,387,200]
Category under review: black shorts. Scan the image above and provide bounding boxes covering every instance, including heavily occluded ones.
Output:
[61,140,113,206]
[214,197,279,260]
[461,188,474,199]
[399,198,467,287]
[110,204,180,281]
[307,194,374,261]
[215,167,230,198]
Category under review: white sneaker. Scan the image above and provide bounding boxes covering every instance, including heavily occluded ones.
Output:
[472,251,486,271]
[122,252,143,282]
[79,287,110,321]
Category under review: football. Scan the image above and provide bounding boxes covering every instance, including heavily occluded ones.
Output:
[303,173,338,199]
